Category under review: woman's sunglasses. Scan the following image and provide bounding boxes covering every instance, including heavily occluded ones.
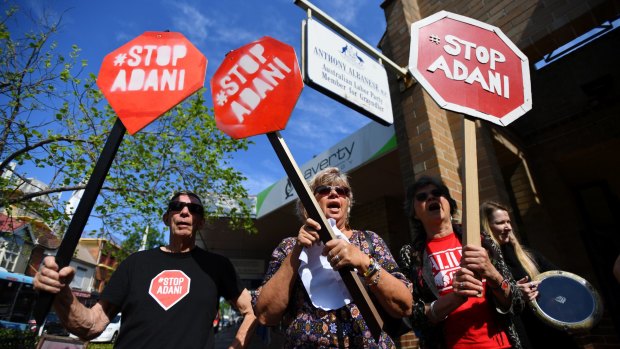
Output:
[314,185,350,197]
[168,201,204,215]
[414,188,444,202]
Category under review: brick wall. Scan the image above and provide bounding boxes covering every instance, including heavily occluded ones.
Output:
[380,0,620,347]
[477,125,512,206]
[352,196,411,256]
[396,331,419,349]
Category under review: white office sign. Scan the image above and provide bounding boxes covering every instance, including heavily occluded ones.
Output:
[255,122,396,218]
[304,18,393,125]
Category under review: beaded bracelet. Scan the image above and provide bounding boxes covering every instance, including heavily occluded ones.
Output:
[363,257,379,278]
[367,267,382,286]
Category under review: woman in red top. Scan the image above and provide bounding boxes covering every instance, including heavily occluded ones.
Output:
[399,176,524,349]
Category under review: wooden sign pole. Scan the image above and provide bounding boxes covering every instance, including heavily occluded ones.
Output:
[267,131,384,339]
[34,118,126,326]
[462,116,480,247]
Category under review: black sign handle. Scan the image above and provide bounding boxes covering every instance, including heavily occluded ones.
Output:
[34,118,126,326]
[266,131,384,339]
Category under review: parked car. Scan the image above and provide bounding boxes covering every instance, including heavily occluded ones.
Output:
[38,312,70,337]
[94,313,121,343]
[221,314,233,328]
[69,313,121,343]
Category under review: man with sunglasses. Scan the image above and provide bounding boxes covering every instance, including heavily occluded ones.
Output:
[399,176,524,349]
[34,191,257,349]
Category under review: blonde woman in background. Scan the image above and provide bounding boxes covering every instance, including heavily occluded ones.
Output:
[481,201,578,349]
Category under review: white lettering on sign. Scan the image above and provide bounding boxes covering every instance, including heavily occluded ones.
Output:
[156,285,183,294]
[427,34,510,98]
[215,44,293,122]
[109,45,188,92]
[155,276,186,295]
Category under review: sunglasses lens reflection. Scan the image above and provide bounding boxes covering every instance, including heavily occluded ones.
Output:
[415,189,443,202]
[168,202,203,214]
[314,185,349,197]
[415,193,427,201]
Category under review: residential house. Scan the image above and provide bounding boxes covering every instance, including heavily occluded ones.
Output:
[72,238,119,294]
[0,213,60,276]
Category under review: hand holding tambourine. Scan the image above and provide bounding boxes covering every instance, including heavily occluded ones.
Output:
[529,270,602,333]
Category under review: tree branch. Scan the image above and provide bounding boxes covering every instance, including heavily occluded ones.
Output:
[6,185,149,205]
[0,136,89,173]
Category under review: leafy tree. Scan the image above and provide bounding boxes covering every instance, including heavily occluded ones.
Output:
[0,4,256,258]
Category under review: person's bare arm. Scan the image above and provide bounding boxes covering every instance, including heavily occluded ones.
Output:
[254,247,302,325]
[254,219,320,325]
[228,289,258,349]
[425,293,468,324]
[34,256,118,339]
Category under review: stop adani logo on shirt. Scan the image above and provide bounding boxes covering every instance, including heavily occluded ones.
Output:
[149,270,191,310]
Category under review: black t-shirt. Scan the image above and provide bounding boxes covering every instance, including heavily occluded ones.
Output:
[101,247,243,349]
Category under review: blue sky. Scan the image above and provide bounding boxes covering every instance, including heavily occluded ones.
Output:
[15,0,387,195]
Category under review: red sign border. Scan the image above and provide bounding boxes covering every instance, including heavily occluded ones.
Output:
[148,269,191,311]
[210,36,304,139]
[408,11,532,126]
[96,31,207,135]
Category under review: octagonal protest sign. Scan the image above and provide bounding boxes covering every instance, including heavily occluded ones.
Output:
[210,36,303,139]
[97,31,207,135]
[149,270,191,311]
[408,11,531,126]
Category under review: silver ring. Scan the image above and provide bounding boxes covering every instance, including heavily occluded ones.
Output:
[460,282,464,288]
[333,255,340,263]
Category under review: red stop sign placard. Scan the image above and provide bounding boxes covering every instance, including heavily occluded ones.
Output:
[149,270,191,311]
[211,36,303,139]
[97,32,207,135]
[408,11,531,126]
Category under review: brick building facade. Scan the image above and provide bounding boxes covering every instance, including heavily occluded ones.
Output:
[203,1,619,347]
[379,0,620,347]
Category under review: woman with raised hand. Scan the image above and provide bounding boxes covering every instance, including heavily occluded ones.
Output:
[400,176,524,349]
[254,167,412,348]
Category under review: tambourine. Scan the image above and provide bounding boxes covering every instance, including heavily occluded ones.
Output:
[530,270,603,332]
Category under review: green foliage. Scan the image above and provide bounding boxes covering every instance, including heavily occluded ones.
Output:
[0,4,256,261]
[0,329,37,349]
[220,297,232,314]
[87,343,114,349]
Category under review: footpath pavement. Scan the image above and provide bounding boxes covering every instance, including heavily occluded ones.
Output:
[213,323,284,349]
